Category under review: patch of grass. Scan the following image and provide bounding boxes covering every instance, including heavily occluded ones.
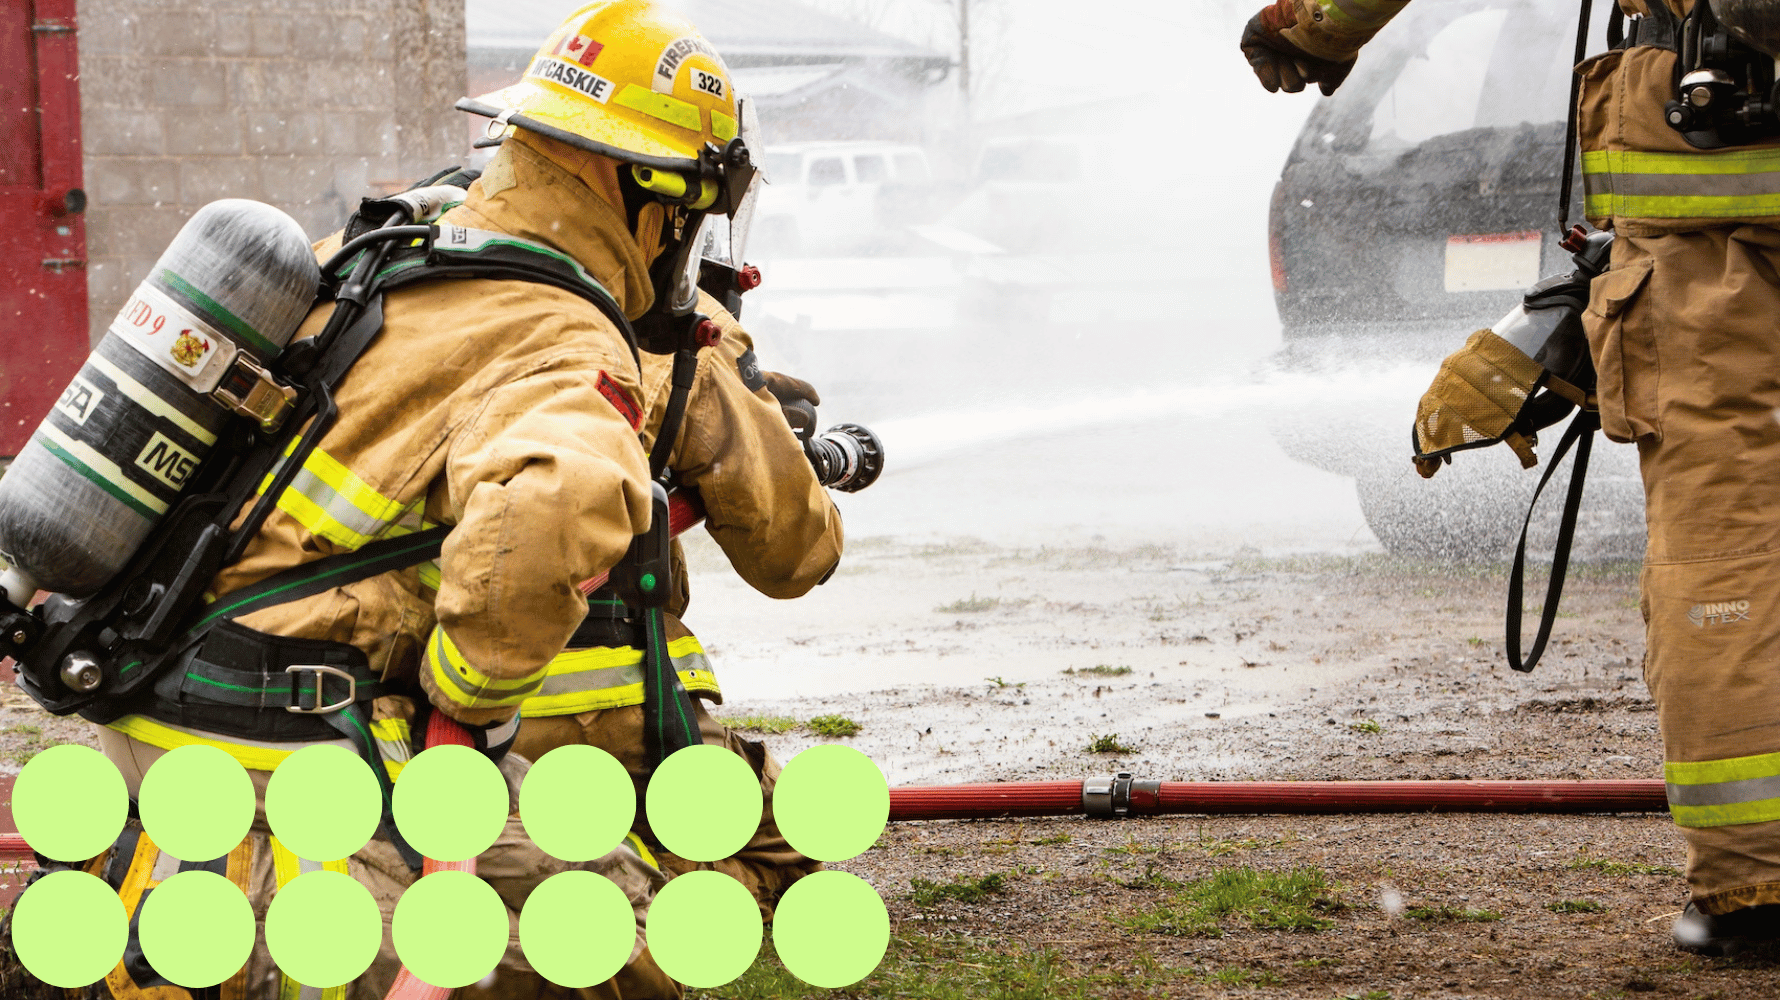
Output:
[1112,865,1340,938]
[1548,899,1607,914]
[1063,664,1132,677]
[1032,833,1072,846]
[715,715,798,735]
[1405,905,1502,923]
[908,872,1009,907]
[1,724,43,738]
[807,715,861,738]
[1205,966,1281,987]
[1086,732,1135,754]
[1198,835,1267,858]
[1347,719,1383,734]
[1568,857,1681,877]
[1340,992,1393,1000]
[935,593,999,613]
[985,675,1025,689]
[1297,956,1342,968]
[1105,834,1167,855]
[687,930,1111,999]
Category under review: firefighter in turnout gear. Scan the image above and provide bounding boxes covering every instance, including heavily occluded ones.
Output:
[1243,0,1780,954]
[0,2,762,996]
[513,288,843,921]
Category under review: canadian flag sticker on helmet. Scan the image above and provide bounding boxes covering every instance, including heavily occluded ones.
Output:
[553,29,603,67]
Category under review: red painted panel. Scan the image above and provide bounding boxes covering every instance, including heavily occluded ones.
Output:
[0,0,88,457]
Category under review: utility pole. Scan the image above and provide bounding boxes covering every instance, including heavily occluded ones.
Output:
[957,0,970,119]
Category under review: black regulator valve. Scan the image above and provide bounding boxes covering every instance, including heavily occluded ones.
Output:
[607,482,675,609]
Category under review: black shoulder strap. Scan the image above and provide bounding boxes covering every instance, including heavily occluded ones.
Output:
[1506,410,1599,672]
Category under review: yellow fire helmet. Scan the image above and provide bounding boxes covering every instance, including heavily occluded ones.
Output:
[457,0,755,216]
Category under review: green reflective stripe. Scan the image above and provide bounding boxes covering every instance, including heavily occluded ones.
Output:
[87,354,218,445]
[1582,147,1780,218]
[186,674,289,695]
[156,268,281,358]
[190,532,445,632]
[35,425,166,518]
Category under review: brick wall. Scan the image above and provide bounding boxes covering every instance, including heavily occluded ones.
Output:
[76,0,467,342]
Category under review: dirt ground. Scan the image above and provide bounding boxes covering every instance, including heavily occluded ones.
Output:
[4,535,1774,997]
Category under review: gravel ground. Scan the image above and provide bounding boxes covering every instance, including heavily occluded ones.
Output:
[5,536,1776,997]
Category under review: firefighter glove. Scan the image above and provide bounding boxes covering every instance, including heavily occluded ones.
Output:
[1411,329,1549,478]
[1241,0,1358,95]
[763,370,821,440]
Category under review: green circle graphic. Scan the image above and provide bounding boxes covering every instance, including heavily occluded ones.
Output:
[13,744,127,862]
[138,869,255,988]
[391,744,508,862]
[773,745,889,862]
[519,744,634,862]
[773,871,889,987]
[266,744,381,862]
[519,870,634,987]
[266,869,381,988]
[392,870,509,988]
[644,745,760,862]
[645,870,761,988]
[138,744,254,862]
[12,870,126,987]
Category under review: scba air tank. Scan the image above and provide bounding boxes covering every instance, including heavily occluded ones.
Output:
[0,199,319,599]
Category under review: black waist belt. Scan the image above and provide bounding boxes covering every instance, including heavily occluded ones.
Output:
[571,591,643,648]
[146,618,385,742]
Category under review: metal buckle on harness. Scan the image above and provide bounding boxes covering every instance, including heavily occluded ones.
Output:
[213,354,297,432]
[286,663,356,714]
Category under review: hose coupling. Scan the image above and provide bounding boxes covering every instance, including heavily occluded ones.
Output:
[1082,772,1162,817]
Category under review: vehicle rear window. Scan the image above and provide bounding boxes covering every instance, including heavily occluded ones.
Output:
[853,155,886,182]
[763,153,802,183]
[893,154,930,183]
[809,157,845,186]
[1348,2,1579,151]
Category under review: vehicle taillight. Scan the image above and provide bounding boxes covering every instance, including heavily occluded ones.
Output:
[1268,181,1288,294]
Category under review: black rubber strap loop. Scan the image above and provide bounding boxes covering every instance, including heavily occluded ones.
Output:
[1507,411,1599,672]
[1559,0,1596,234]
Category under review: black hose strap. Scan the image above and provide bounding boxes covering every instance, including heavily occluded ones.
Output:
[1507,410,1599,673]
[1559,0,1596,234]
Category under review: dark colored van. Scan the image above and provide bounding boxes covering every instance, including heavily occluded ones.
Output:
[1263,0,1643,560]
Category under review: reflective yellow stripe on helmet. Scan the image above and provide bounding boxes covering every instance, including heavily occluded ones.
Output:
[272,835,352,1000]
[258,440,416,551]
[427,623,547,711]
[1666,750,1780,828]
[520,634,720,717]
[1582,147,1780,219]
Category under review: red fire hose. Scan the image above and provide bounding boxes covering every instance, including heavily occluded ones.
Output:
[884,776,1668,821]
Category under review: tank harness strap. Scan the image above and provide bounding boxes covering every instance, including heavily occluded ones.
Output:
[1559,0,1597,234]
[1505,409,1599,673]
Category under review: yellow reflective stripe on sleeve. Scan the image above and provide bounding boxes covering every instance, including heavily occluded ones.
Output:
[417,559,441,593]
[520,635,720,717]
[614,83,703,131]
[624,832,660,871]
[108,714,353,771]
[257,441,415,551]
[1665,751,1780,828]
[1318,0,1408,29]
[1582,147,1780,219]
[427,624,547,710]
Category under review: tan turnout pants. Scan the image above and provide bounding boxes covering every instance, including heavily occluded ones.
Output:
[94,730,680,1000]
[1586,225,1780,913]
[514,700,821,920]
